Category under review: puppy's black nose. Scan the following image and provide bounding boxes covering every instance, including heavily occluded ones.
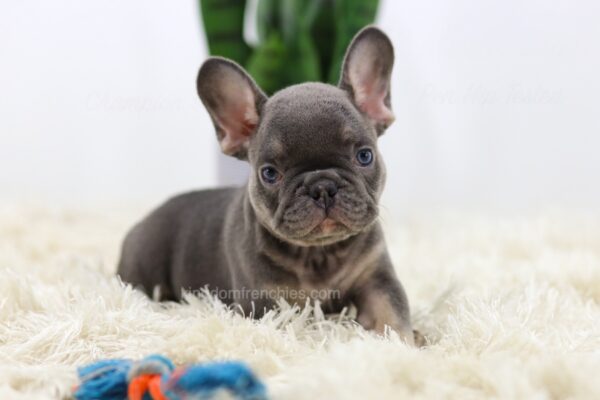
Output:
[308,179,338,210]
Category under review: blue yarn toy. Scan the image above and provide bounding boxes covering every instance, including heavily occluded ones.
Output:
[73,354,268,400]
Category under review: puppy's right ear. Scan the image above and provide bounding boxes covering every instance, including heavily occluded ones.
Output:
[197,57,267,159]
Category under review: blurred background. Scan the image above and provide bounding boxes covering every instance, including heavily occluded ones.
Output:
[1,0,599,222]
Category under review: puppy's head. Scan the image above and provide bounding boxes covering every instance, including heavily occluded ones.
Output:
[197,27,395,246]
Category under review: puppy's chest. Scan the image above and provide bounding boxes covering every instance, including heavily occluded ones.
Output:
[295,250,348,289]
[266,244,378,294]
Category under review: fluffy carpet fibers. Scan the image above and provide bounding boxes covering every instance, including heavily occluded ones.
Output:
[1,203,599,399]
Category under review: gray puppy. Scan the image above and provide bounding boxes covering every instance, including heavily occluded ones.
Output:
[118,26,416,345]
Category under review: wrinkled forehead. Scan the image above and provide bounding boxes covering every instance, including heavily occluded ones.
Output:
[253,84,370,164]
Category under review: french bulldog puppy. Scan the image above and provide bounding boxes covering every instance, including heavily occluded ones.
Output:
[118,26,416,345]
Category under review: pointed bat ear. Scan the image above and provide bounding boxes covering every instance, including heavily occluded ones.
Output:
[339,26,395,135]
[197,57,267,159]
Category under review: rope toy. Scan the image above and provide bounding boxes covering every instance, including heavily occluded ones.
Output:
[73,354,268,400]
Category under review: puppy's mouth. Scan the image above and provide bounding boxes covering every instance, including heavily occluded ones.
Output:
[310,217,345,236]
[293,213,355,246]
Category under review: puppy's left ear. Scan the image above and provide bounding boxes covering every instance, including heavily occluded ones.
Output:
[339,26,395,135]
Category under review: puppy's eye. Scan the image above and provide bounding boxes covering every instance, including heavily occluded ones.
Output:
[356,148,374,166]
[260,166,281,184]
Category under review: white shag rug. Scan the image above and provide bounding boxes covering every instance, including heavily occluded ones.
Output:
[1,203,599,399]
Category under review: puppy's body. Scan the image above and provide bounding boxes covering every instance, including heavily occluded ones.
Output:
[120,187,407,323]
[118,27,415,344]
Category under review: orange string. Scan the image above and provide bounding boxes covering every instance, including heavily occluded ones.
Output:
[148,375,168,400]
[128,374,167,400]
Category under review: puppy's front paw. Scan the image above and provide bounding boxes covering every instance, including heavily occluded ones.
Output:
[413,329,427,348]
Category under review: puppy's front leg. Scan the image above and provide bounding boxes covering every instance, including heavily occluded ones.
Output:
[353,268,416,346]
